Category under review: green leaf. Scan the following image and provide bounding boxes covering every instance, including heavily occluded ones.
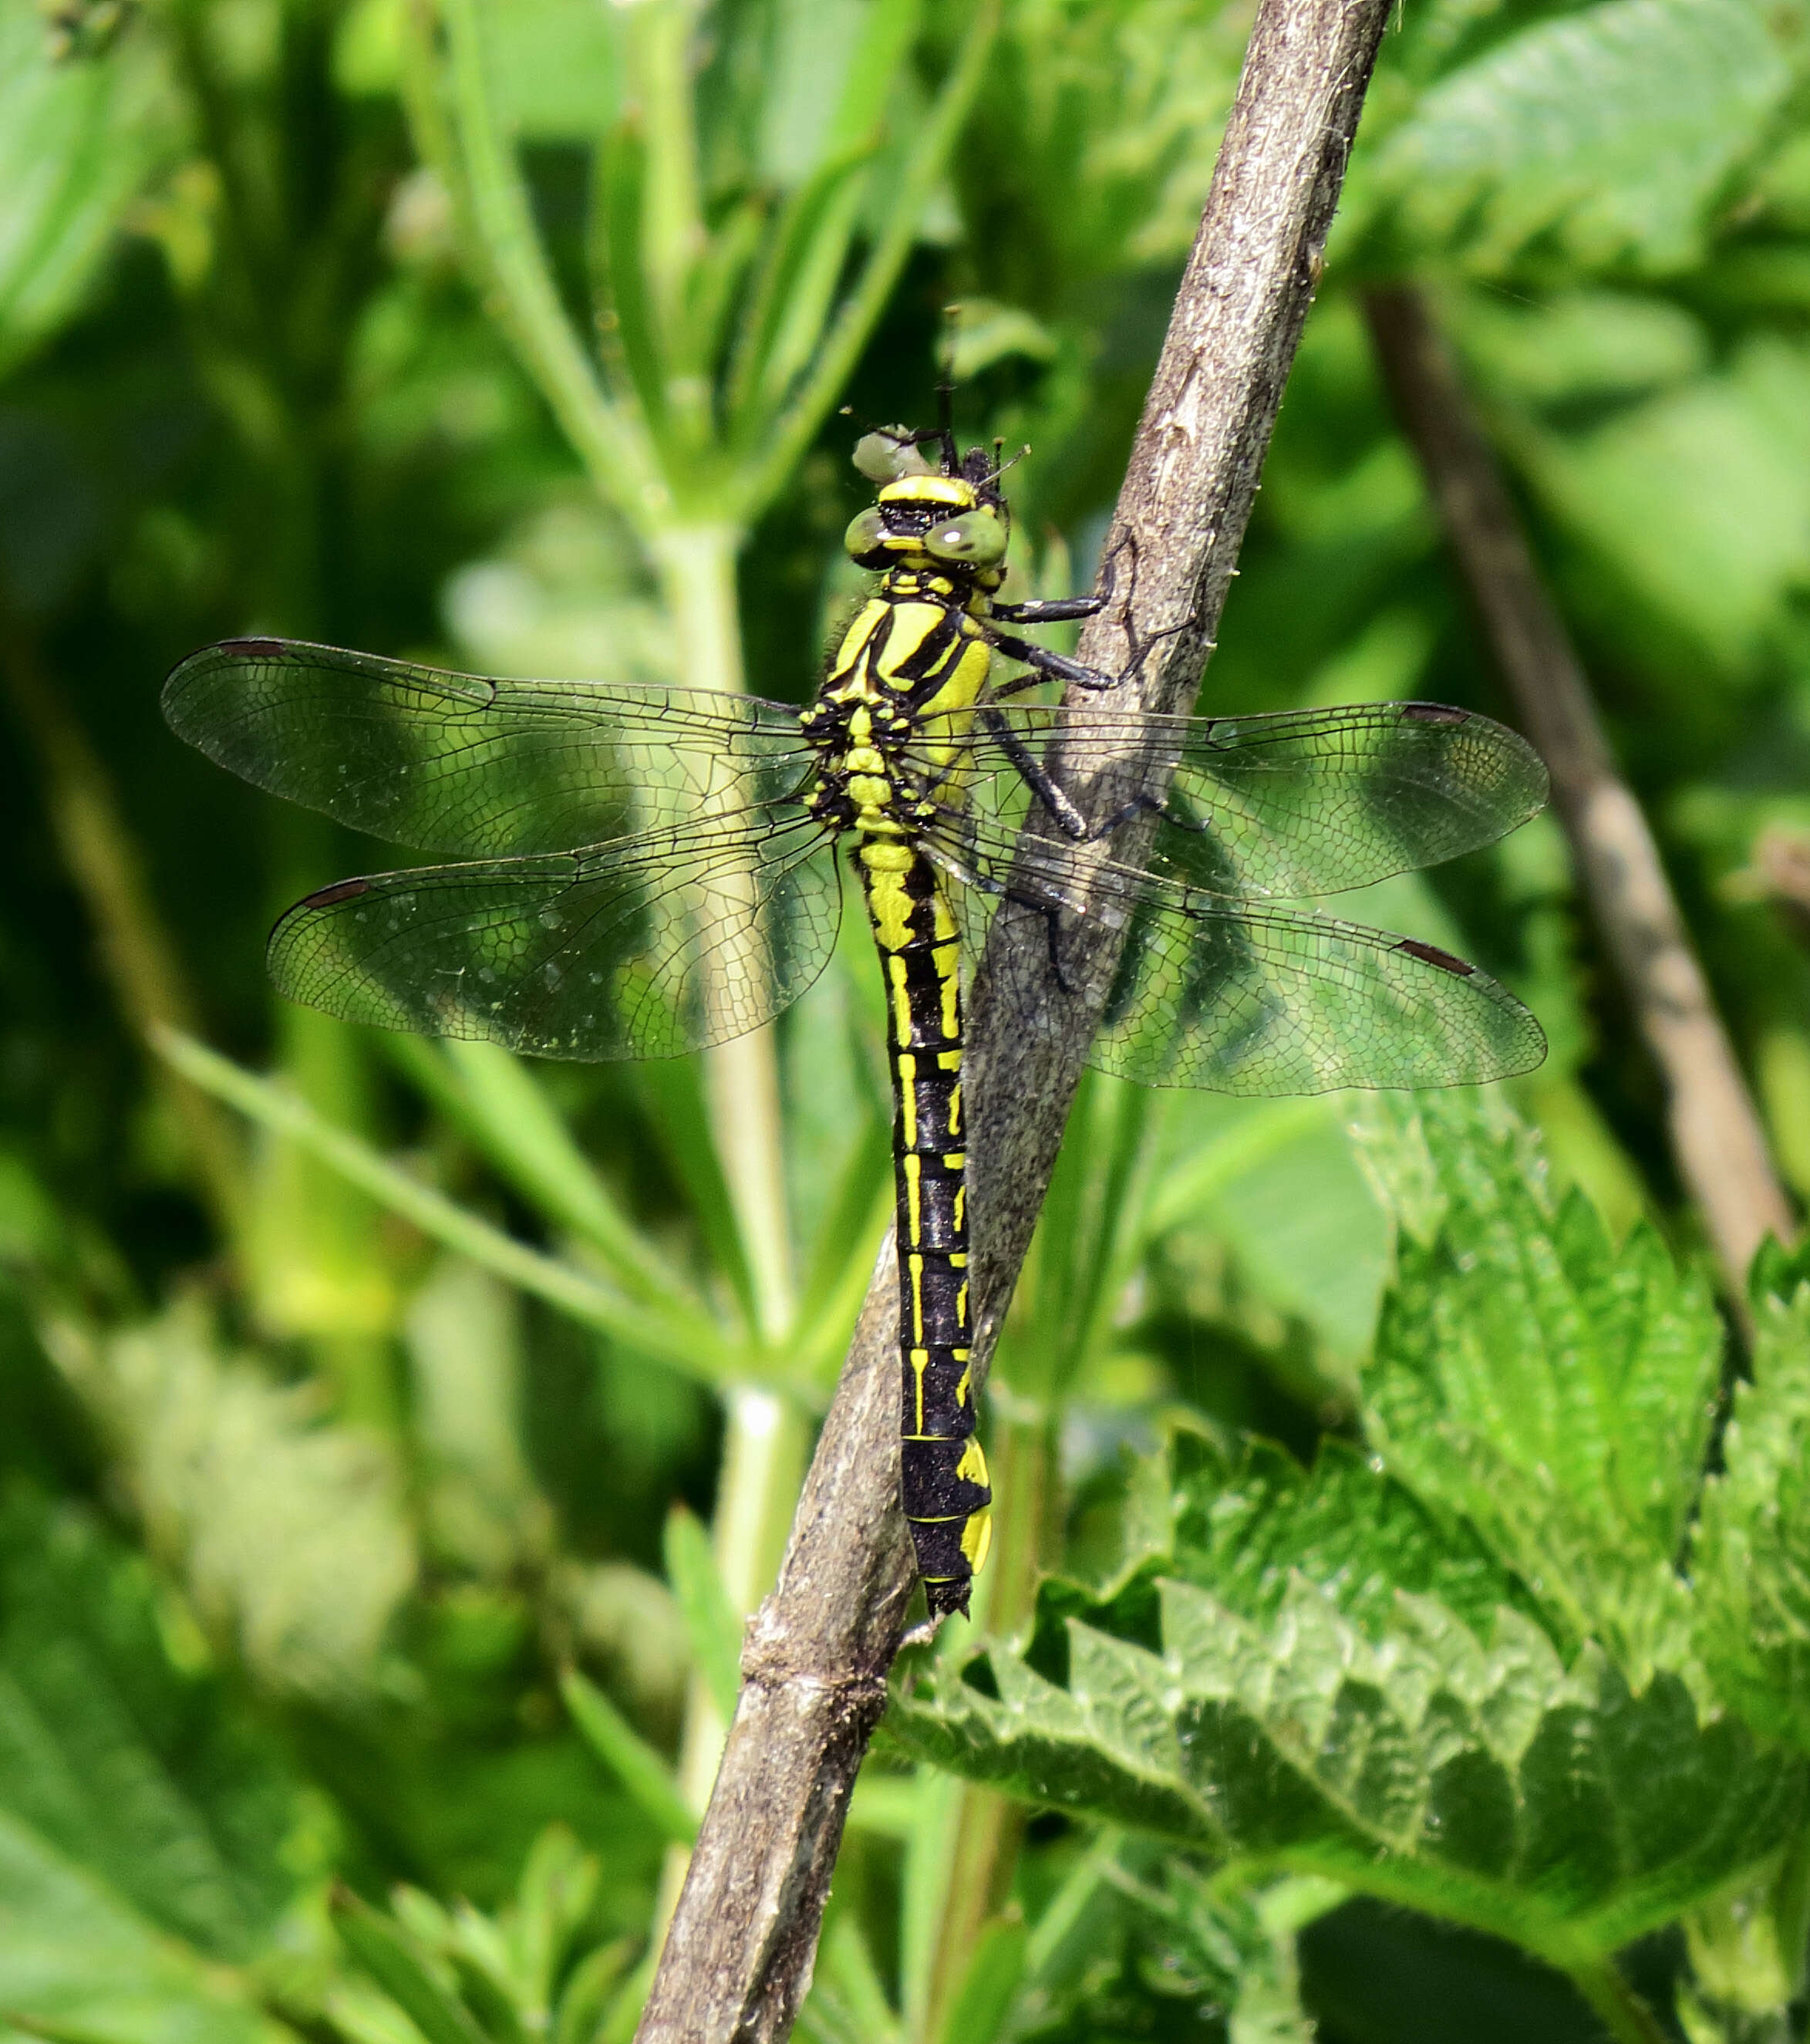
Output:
[560,1668,696,1847]
[797,1912,900,2044]
[1166,1429,1534,1647]
[0,1810,281,2044]
[662,1506,742,1721]
[0,1494,310,2044]
[551,1937,635,2044]
[931,1914,1026,2044]
[0,1493,308,1964]
[1357,1095,1721,1681]
[0,2,179,378]
[1354,0,1793,277]
[154,1030,735,1381]
[333,1890,490,2044]
[592,118,669,432]
[1515,338,1810,674]
[511,1823,598,2012]
[45,1299,416,1697]
[1693,1286,1810,1747]
[890,1572,1802,1958]
[426,1040,687,1307]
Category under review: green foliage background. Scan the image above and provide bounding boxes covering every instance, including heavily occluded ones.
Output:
[2,2,1810,2040]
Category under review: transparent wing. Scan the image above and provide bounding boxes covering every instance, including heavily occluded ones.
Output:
[266,814,842,1061]
[164,637,814,858]
[927,823,1545,1095]
[920,699,1547,902]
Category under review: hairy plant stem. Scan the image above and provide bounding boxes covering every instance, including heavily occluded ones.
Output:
[635,0,1398,2033]
[645,523,814,1947]
[1568,1958,1675,2044]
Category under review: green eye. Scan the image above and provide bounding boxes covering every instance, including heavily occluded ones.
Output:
[844,508,889,562]
[852,430,933,483]
[925,510,1006,568]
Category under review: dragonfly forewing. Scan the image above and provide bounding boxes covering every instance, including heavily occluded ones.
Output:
[163,638,814,858]
[965,699,1548,902]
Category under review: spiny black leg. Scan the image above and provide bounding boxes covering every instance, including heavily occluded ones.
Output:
[1034,894,1071,992]
[989,595,1104,625]
[979,707,1089,835]
[979,707,1208,849]
[987,632,1120,692]
[922,833,1075,994]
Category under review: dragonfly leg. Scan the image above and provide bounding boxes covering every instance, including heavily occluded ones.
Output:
[979,707,1089,835]
[991,524,1130,629]
[989,595,1103,625]
[979,705,1175,851]
[987,631,1120,693]
[928,825,1077,995]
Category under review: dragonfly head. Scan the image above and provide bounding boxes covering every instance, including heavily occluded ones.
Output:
[845,458,1010,585]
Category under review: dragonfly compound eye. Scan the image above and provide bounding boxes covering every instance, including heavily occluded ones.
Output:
[843,507,891,565]
[925,509,1006,568]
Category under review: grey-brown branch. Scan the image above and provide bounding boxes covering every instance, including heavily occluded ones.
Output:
[1363,285,1796,1296]
[632,4,1398,2037]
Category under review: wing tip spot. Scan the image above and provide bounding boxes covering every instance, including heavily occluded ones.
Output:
[1395,936,1474,976]
[300,878,373,909]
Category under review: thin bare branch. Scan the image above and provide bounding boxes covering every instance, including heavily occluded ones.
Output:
[1363,284,1797,1294]
[632,3,1396,2037]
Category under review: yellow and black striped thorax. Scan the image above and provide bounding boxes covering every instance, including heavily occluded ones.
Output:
[797,451,1009,1618]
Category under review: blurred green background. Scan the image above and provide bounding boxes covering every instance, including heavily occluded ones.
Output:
[3,1,1809,2040]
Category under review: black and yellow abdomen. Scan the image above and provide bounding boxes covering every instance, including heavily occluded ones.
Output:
[815,576,997,1618]
[860,833,992,1616]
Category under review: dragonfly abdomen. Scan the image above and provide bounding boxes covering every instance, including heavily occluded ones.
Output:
[858,834,992,1618]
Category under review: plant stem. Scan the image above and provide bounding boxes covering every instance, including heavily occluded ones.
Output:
[734,0,1003,523]
[634,0,1399,2032]
[434,0,662,528]
[155,1028,735,1378]
[0,625,248,1250]
[655,1384,811,1937]
[653,523,797,1351]
[1363,285,1797,1296]
[1567,1958,1674,2044]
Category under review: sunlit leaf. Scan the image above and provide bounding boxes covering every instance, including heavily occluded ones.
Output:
[1352,0,1793,277]
[0,2,179,377]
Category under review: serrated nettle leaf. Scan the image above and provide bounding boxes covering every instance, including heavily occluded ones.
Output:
[0,1494,309,1964]
[0,1495,313,2043]
[1360,1096,1718,1679]
[1692,1288,1810,1749]
[1347,0,1794,276]
[1167,1428,1532,1648]
[890,1635,1217,1847]
[892,1571,1804,1957]
[0,1810,279,2044]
